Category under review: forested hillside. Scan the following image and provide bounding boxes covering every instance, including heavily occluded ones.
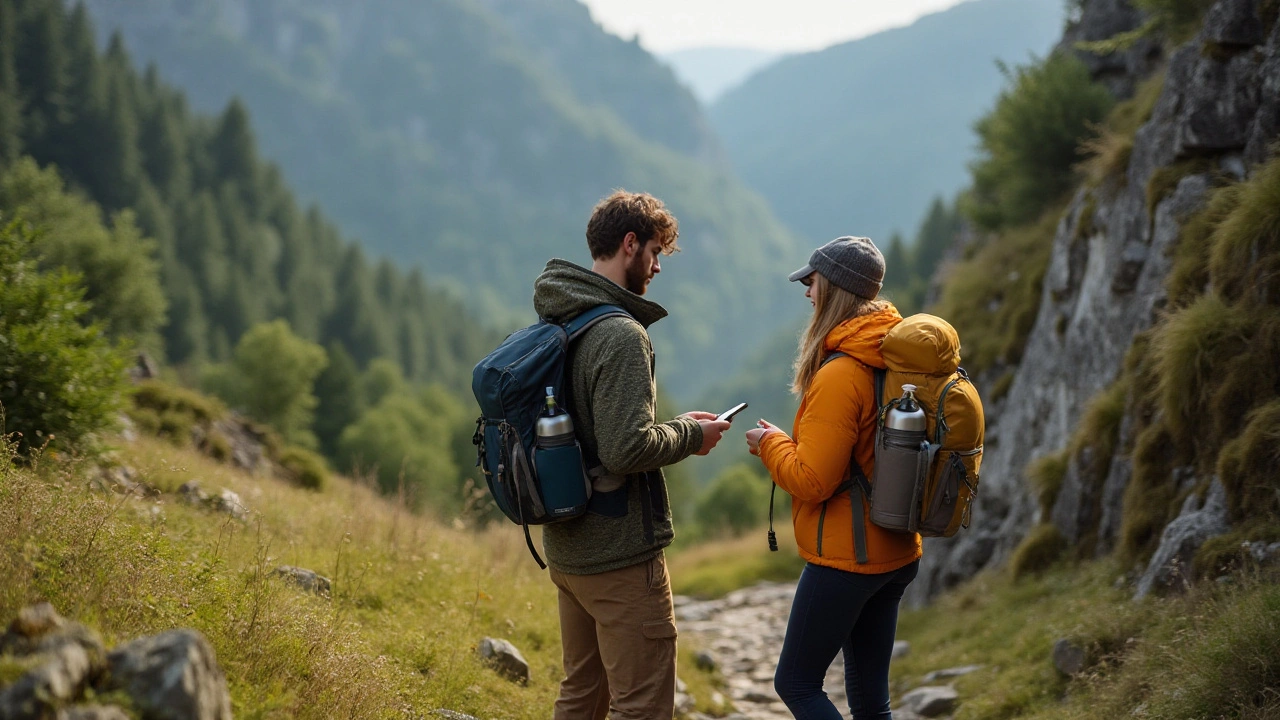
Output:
[0,0,503,512]
[82,0,807,398]
[712,0,1063,246]
[0,0,494,386]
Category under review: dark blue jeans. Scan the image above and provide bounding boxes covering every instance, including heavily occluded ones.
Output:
[774,560,919,720]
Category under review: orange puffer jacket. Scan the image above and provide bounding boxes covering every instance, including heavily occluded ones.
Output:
[758,306,922,574]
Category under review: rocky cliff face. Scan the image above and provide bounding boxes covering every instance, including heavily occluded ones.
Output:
[908,0,1280,606]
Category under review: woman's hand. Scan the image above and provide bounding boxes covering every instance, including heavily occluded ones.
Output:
[746,419,781,456]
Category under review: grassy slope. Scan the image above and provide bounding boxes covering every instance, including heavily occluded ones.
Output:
[0,437,722,718]
[675,537,1280,719]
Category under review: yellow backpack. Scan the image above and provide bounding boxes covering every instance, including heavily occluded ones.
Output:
[872,314,985,537]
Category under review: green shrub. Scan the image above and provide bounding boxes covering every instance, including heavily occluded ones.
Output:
[1151,294,1250,443]
[1010,523,1068,579]
[1207,153,1280,306]
[128,379,226,446]
[0,221,128,455]
[932,204,1061,375]
[337,395,460,511]
[202,320,328,448]
[1168,182,1242,306]
[1027,450,1070,519]
[966,54,1113,230]
[1216,399,1280,520]
[694,464,772,538]
[1120,422,1183,562]
[0,159,168,352]
[276,445,331,491]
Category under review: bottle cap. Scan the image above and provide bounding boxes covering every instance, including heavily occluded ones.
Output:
[901,384,917,394]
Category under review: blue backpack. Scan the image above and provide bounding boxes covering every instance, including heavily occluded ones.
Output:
[471,305,631,568]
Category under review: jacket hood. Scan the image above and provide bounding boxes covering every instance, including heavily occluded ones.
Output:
[532,258,668,328]
[823,305,903,368]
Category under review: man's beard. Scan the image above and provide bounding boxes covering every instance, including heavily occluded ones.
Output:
[624,254,650,295]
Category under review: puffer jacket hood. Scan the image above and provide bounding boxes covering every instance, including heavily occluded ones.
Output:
[823,305,904,368]
[533,258,667,328]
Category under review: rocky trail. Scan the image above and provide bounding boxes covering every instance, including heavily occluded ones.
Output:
[675,582,967,720]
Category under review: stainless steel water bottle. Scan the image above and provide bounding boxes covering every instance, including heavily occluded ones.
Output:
[871,384,931,533]
[536,386,574,440]
[885,384,927,434]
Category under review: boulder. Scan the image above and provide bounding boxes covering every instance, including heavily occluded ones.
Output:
[273,566,332,597]
[210,489,248,521]
[899,685,959,717]
[0,643,93,718]
[105,629,232,720]
[477,638,529,684]
[1134,479,1230,599]
[891,640,911,659]
[1053,638,1088,676]
[693,649,718,672]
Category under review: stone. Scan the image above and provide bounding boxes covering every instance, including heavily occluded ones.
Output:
[0,643,93,719]
[891,640,911,659]
[742,689,779,703]
[105,629,232,720]
[1245,541,1280,565]
[8,602,64,639]
[675,689,696,714]
[210,489,248,520]
[273,566,332,597]
[60,706,132,720]
[899,685,959,717]
[477,638,529,684]
[1134,479,1230,599]
[1053,638,1087,676]
[922,664,983,682]
[694,649,718,671]
[178,481,209,506]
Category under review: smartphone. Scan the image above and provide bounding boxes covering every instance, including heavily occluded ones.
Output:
[716,402,748,423]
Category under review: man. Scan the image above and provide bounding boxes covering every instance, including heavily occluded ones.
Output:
[532,190,730,719]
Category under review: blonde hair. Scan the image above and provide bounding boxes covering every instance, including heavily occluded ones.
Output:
[791,273,890,395]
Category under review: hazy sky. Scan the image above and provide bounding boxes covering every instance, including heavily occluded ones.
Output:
[577,0,973,53]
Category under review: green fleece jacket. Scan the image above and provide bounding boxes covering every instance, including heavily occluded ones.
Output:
[532,259,703,575]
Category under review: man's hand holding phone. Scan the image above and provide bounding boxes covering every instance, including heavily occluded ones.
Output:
[679,410,730,455]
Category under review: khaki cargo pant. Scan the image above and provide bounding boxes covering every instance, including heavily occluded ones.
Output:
[549,553,678,720]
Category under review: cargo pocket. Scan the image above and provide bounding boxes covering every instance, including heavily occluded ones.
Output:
[641,619,677,640]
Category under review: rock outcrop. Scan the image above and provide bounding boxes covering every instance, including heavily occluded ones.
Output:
[909,0,1280,606]
[0,604,230,720]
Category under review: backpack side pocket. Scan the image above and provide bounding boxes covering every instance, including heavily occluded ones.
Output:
[918,447,981,537]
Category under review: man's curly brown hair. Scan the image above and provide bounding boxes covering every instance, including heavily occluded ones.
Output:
[585,190,680,260]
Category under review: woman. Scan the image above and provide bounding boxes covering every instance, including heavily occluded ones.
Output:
[746,235,920,720]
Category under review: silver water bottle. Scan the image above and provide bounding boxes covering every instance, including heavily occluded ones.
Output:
[886,384,927,434]
[871,384,930,533]
[536,387,574,443]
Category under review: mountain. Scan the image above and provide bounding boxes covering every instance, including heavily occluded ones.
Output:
[80,0,807,399]
[710,0,1064,247]
[661,47,783,105]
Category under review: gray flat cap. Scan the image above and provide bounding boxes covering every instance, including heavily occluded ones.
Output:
[788,236,885,299]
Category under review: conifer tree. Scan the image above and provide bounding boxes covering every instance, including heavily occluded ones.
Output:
[208,98,262,217]
[883,231,910,290]
[14,0,70,160]
[0,0,23,165]
[313,342,364,457]
[913,197,959,281]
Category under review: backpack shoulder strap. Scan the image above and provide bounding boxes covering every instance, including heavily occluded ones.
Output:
[562,304,632,340]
